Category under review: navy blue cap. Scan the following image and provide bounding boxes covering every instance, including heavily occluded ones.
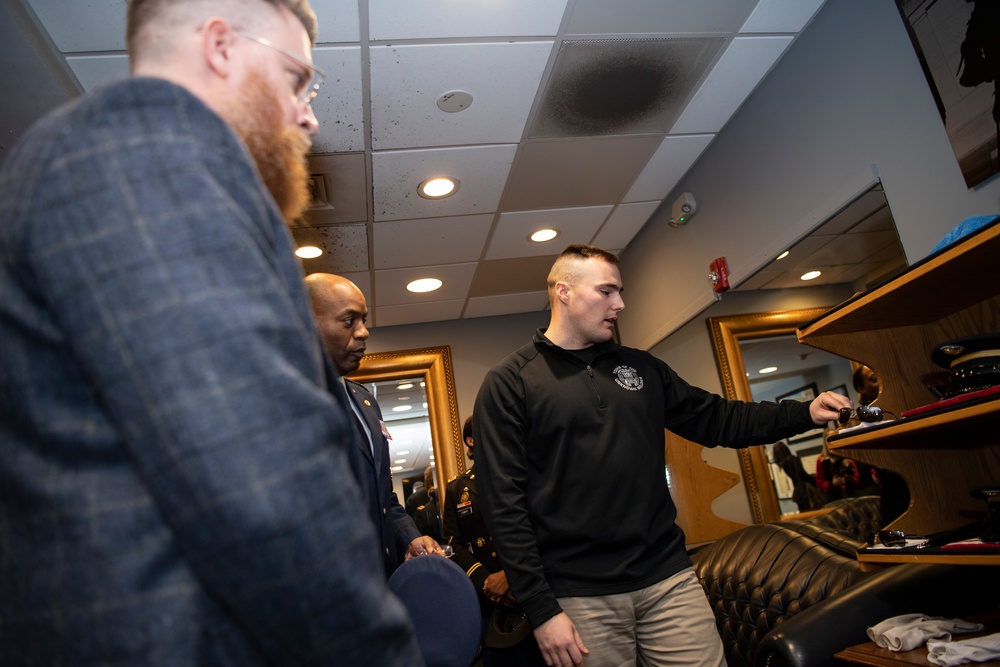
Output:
[387,556,481,667]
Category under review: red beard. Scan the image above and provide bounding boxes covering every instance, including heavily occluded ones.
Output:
[228,70,312,223]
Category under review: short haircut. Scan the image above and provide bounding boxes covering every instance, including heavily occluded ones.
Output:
[462,416,473,442]
[546,244,620,297]
[852,365,869,393]
[127,0,318,58]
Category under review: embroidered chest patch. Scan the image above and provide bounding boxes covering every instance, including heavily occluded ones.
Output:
[613,365,644,391]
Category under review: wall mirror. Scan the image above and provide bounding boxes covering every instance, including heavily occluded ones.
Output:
[707,182,907,523]
[347,346,464,507]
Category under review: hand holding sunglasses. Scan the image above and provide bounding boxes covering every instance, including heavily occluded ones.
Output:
[838,405,897,426]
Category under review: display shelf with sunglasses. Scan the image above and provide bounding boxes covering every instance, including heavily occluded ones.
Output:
[797,216,1000,567]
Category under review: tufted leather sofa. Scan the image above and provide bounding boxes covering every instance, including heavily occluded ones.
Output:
[690,523,868,667]
[690,515,1000,667]
[760,560,1000,667]
[779,495,882,556]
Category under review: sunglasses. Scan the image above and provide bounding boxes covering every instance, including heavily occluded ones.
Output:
[838,405,896,425]
[866,529,924,547]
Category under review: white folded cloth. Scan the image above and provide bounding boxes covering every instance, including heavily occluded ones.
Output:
[927,632,1000,666]
[867,613,985,652]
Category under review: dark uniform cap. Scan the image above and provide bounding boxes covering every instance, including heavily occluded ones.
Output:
[930,333,1000,397]
[484,604,532,648]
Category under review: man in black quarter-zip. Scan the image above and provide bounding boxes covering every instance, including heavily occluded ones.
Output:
[473,244,850,667]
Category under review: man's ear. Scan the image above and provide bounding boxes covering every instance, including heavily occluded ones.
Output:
[202,18,237,78]
[464,436,474,449]
[554,280,572,305]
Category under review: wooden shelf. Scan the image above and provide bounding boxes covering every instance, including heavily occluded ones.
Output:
[856,551,1000,566]
[828,396,1000,451]
[836,609,1000,665]
[796,219,1000,565]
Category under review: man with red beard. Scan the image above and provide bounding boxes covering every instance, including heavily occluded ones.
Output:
[0,1,422,665]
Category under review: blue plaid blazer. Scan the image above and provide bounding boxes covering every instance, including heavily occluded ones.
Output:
[0,77,423,666]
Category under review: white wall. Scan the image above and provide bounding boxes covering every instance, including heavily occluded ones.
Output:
[648,284,854,522]
[366,310,549,438]
[618,0,1000,352]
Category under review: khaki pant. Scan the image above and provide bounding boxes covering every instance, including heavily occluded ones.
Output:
[557,568,726,667]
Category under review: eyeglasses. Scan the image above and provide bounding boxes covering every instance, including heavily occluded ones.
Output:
[838,405,896,425]
[866,529,924,547]
[235,31,325,105]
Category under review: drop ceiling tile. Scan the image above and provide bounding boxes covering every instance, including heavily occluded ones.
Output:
[305,152,369,225]
[671,35,793,134]
[337,271,373,306]
[372,144,516,221]
[848,205,895,234]
[565,0,758,35]
[758,264,852,290]
[593,201,661,250]
[292,223,369,273]
[624,134,714,202]
[369,42,553,150]
[375,300,466,327]
[374,262,478,306]
[502,136,662,211]
[66,55,129,91]
[738,267,784,291]
[310,0,361,43]
[740,0,826,33]
[310,46,365,153]
[794,231,898,270]
[464,292,549,319]
[529,37,723,139]
[820,189,889,234]
[469,256,558,298]
[778,236,829,269]
[373,214,493,269]
[486,206,613,260]
[27,0,126,52]
[368,0,568,40]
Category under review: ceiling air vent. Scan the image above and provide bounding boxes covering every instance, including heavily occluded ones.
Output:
[307,174,335,210]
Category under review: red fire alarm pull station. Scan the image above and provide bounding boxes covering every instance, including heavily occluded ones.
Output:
[709,257,730,298]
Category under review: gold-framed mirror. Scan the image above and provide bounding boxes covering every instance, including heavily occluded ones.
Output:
[347,345,464,506]
[707,307,834,523]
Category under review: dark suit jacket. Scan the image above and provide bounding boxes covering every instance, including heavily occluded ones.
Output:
[346,379,422,576]
[0,77,420,666]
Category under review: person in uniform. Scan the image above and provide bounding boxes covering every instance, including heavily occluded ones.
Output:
[442,417,544,667]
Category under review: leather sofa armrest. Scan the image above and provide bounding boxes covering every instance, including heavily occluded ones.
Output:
[757,563,1000,667]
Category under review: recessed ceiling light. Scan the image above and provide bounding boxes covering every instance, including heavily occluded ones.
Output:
[800,270,822,281]
[391,466,404,472]
[296,246,322,259]
[529,228,559,243]
[775,250,790,261]
[394,459,407,464]
[758,366,778,374]
[392,405,413,412]
[397,382,414,390]
[396,450,410,455]
[407,278,442,293]
[418,177,459,199]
